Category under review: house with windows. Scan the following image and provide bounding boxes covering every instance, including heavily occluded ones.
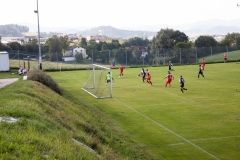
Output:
[63,46,86,61]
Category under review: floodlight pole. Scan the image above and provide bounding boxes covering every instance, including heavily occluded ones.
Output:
[34,0,42,66]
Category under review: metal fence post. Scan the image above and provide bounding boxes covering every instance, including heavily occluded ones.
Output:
[75,56,76,69]
[210,46,212,62]
[56,52,58,69]
[27,56,30,70]
[195,47,198,63]
[109,50,110,64]
[125,49,127,66]
[18,50,20,67]
[163,48,166,65]
[92,51,93,64]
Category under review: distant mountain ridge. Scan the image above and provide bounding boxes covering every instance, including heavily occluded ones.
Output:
[3,18,240,39]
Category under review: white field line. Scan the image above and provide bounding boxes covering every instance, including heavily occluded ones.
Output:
[189,136,240,142]
[140,102,190,107]
[167,136,240,146]
[131,81,195,103]
[167,143,184,146]
[113,98,220,160]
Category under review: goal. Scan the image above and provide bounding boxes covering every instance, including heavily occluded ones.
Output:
[82,64,112,98]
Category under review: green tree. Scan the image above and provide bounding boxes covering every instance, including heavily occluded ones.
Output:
[23,39,39,53]
[45,35,62,61]
[87,40,98,51]
[124,37,150,47]
[219,32,240,46]
[194,35,217,47]
[59,35,70,54]
[114,48,127,64]
[173,42,195,63]
[79,38,87,48]
[75,53,83,62]
[151,28,188,49]
[8,42,22,50]
[101,44,108,51]
[108,39,121,50]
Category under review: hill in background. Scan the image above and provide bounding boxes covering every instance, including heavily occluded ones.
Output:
[1,18,240,39]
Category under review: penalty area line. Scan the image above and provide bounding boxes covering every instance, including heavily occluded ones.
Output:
[113,98,220,160]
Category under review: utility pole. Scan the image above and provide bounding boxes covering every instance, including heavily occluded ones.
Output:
[34,0,42,67]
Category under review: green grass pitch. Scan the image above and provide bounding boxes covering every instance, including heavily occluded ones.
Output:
[48,63,240,159]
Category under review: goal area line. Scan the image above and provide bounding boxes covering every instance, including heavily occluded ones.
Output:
[82,88,111,99]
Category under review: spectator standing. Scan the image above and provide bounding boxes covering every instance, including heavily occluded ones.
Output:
[224,53,227,63]
[202,59,206,70]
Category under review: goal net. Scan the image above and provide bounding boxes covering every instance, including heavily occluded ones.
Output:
[82,64,112,98]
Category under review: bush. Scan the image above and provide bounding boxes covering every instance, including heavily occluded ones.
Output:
[27,70,63,95]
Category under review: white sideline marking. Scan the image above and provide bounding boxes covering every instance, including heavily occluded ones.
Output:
[114,98,220,160]
[167,136,240,146]
[168,143,184,146]
[189,136,240,142]
[141,102,189,107]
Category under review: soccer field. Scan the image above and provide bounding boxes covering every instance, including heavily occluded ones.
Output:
[48,63,240,159]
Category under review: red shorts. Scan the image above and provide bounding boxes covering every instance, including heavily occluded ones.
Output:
[166,79,172,84]
[147,77,151,81]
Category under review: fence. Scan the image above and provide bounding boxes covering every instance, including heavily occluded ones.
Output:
[6,45,240,70]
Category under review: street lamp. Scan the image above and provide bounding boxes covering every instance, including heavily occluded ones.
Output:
[34,0,42,67]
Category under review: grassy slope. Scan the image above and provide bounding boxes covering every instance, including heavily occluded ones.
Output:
[0,73,152,159]
[199,50,240,62]
[48,63,240,159]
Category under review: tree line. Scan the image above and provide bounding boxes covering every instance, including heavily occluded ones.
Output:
[1,28,240,65]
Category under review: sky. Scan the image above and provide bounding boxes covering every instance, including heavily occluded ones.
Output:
[1,0,240,32]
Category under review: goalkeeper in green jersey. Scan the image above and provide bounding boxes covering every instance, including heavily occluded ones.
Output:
[105,72,114,86]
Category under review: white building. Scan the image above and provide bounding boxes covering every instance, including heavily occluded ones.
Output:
[0,51,10,71]
[63,46,87,62]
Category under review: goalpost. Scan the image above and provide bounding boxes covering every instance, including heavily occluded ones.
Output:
[82,64,113,98]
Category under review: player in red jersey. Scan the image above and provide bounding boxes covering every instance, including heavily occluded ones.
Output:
[118,65,124,78]
[164,71,174,87]
[201,59,206,70]
[146,69,152,85]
